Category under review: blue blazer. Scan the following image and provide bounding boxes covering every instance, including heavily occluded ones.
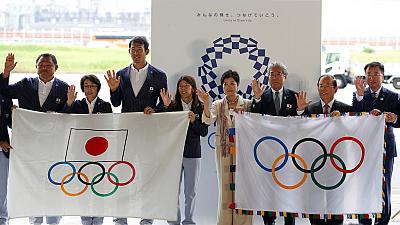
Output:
[110,64,167,112]
[251,87,298,116]
[0,94,12,157]
[0,76,68,112]
[164,101,208,158]
[352,87,400,157]
[62,97,112,114]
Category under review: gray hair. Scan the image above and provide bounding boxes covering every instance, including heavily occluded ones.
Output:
[267,61,288,76]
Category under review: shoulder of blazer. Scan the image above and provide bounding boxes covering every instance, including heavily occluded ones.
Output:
[148,64,167,77]
[54,77,68,88]
[117,66,131,78]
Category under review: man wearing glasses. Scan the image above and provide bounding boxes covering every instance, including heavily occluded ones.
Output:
[251,61,297,225]
[353,62,400,225]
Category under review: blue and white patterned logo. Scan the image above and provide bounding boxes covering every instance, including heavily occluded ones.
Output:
[198,34,270,100]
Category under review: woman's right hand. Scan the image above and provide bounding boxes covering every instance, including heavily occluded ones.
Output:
[160,88,172,107]
[66,85,77,106]
[196,89,209,105]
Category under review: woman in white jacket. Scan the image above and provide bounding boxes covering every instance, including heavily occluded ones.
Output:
[197,70,252,225]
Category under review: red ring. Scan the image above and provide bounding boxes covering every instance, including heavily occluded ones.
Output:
[330,136,365,173]
[107,161,136,186]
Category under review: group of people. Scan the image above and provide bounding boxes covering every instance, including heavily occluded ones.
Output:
[0,35,398,225]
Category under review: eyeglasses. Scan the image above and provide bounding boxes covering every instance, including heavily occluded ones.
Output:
[84,85,98,89]
[269,73,285,78]
[366,73,382,78]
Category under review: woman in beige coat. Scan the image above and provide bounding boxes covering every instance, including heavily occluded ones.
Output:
[197,70,252,225]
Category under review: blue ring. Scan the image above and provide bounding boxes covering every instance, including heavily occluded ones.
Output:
[208,132,216,150]
[48,161,76,185]
[254,136,289,172]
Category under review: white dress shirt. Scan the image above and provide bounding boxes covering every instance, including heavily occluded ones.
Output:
[38,77,55,107]
[86,97,98,114]
[130,63,149,96]
[182,100,192,111]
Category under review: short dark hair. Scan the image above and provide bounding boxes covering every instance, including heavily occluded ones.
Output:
[128,36,149,50]
[364,61,384,74]
[80,74,101,93]
[220,70,240,85]
[318,74,337,88]
[35,53,57,66]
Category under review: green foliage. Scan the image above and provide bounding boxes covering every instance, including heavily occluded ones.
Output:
[362,47,375,54]
[0,44,131,73]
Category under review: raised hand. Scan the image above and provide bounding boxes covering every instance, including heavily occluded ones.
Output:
[251,79,266,100]
[354,76,366,96]
[196,88,209,105]
[104,70,120,92]
[160,88,172,107]
[66,85,78,106]
[295,91,311,111]
[3,53,17,77]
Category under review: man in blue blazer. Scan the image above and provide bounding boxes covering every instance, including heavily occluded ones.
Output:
[1,53,68,225]
[105,36,167,225]
[352,62,400,225]
[251,61,297,225]
[0,91,12,225]
[105,36,167,115]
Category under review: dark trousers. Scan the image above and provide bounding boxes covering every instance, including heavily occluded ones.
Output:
[359,156,394,225]
[262,215,295,225]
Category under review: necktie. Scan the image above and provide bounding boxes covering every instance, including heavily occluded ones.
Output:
[372,92,377,99]
[274,92,280,114]
[323,104,329,114]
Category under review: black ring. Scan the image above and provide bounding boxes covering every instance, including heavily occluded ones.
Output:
[78,162,105,185]
[291,137,327,173]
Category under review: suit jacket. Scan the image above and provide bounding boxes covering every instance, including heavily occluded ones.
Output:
[0,94,12,157]
[0,75,68,112]
[62,97,112,114]
[110,64,167,113]
[251,87,298,116]
[165,101,208,158]
[352,87,400,157]
[305,99,352,115]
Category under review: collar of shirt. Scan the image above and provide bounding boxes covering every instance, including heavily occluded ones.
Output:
[320,99,335,111]
[181,99,192,111]
[272,87,284,95]
[370,87,382,96]
[130,63,149,73]
[38,76,55,87]
[85,97,98,114]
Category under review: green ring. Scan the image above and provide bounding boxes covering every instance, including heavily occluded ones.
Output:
[91,172,119,197]
[310,153,346,190]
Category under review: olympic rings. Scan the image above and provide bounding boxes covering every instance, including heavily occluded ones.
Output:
[271,153,308,190]
[78,162,105,185]
[107,161,136,186]
[48,160,136,197]
[208,132,216,150]
[61,172,89,196]
[330,136,365,173]
[254,136,289,172]
[310,153,346,190]
[48,161,76,185]
[91,172,119,197]
[291,138,327,173]
[254,136,364,190]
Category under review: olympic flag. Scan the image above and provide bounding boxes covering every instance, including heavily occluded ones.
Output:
[8,108,189,220]
[235,113,385,215]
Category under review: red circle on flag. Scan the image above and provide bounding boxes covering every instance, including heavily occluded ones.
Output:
[85,137,108,156]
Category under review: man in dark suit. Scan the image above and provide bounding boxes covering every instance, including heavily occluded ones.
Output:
[352,62,400,225]
[1,52,68,225]
[105,36,167,225]
[63,74,112,115]
[0,89,13,225]
[251,61,297,225]
[299,74,352,225]
[105,36,167,115]
[251,61,298,117]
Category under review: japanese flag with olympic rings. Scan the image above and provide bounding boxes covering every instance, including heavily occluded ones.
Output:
[235,113,385,215]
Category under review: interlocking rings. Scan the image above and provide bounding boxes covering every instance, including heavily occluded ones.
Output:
[48,160,136,197]
[254,136,365,190]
